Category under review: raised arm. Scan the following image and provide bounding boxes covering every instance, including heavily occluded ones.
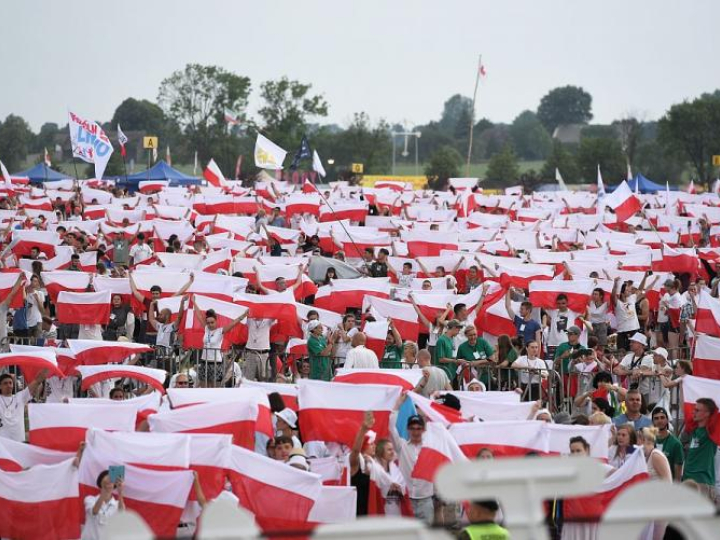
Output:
[175,273,194,297]
[409,293,432,328]
[505,288,516,319]
[254,268,272,295]
[388,318,402,347]
[290,265,305,292]
[148,300,159,331]
[128,272,146,303]
[451,256,465,275]
[192,301,207,327]
[350,411,374,477]
[222,310,248,333]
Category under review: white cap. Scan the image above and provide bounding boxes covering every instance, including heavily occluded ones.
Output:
[307,320,322,332]
[287,454,309,471]
[275,408,297,429]
[653,347,669,360]
[629,332,648,346]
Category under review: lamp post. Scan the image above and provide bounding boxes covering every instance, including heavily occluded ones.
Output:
[391,131,422,176]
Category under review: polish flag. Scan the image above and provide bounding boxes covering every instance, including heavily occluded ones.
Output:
[402,230,460,257]
[529,279,594,313]
[77,365,168,394]
[56,290,111,325]
[0,459,82,540]
[693,334,720,380]
[334,368,423,391]
[181,294,248,350]
[564,450,649,522]
[138,180,169,194]
[0,350,65,380]
[256,263,317,300]
[0,271,24,309]
[405,290,457,324]
[411,423,468,482]
[695,293,720,336]
[265,225,302,245]
[297,380,401,446]
[447,398,537,422]
[204,158,228,188]
[498,263,555,289]
[602,181,642,222]
[313,278,391,313]
[148,399,259,449]
[544,423,612,461]
[66,339,152,365]
[0,437,73,472]
[302,179,318,194]
[285,193,321,217]
[10,229,62,259]
[241,379,299,411]
[319,201,368,223]
[187,272,239,302]
[28,402,137,451]
[70,392,162,428]
[475,287,517,337]
[185,434,233,501]
[41,270,93,302]
[363,320,390,361]
[656,245,698,275]
[130,271,192,301]
[363,296,420,342]
[10,344,79,377]
[406,391,465,426]
[228,445,323,532]
[682,375,720,445]
[449,421,547,458]
[234,290,302,337]
[201,248,233,274]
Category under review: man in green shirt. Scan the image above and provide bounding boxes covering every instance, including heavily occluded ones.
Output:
[682,398,718,503]
[307,320,335,381]
[553,325,582,375]
[380,318,403,369]
[456,325,496,388]
[434,320,462,385]
[459,499,509,540]
[652,406,684,480]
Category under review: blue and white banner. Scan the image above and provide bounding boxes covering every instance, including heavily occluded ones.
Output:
[68,111,114,179]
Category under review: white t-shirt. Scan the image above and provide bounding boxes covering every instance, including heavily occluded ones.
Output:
[0,388,32,442]
[589,302,609,324]
[344,346,379,369]
[334,327,358,359]
[82,495,119,540]
[202,328,224,362]
[26,289,45,327]
[129,242,154,263]
[155,322,175,348]
[513,356,546,385]
[614,294,640,333]
[658,291,683,324]
[246,318,273,351]
[45,376,76,403]
[545,308,580,347]
[0,304,8,342]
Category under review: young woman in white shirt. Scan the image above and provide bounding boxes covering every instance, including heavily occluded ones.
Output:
[588,287,609,346]
[192,305,247,387]
[81,470,125,540]
[512,341,547,401]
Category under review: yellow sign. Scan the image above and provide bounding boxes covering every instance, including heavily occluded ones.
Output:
[361,175,428,190]
[143,136,158,149]
[713,155,720,167]
[351,163,364,174]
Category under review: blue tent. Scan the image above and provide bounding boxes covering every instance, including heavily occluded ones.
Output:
[609,174,673,194]
[13,163,74,183]
[115,160,202,191]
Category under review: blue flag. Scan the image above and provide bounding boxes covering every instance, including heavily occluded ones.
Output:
[395,396,418,440]
[290,135,311,170]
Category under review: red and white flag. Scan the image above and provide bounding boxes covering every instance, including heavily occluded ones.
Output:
[0,272,24,309]
[41,270,93,302]
[602,180,642,222]
[0,350,64,381]
[688,179,697,195]
[682,375,720,445]
[9,229,61,258]
[234,290,301,337]
[313,278,391,313]
[77,365,167,394]
[0,459,82,540]
[204,158,228,188]
[318,201,368,223]
[182,293,248,349]
[498,262,555,289]
[117,124,128,157]
[228,445,323,532]
[56,290,111,325]
[695,292,720,336]
[28,402,137,451]
[363,296,420,342]
[362,320,390,361]
[693,334,720,380]
[656,245,698,275]
[564,449,648,522]
[0,437,73,472]
[297,380,401,446]
[529,279,595,313]
[449,420,547,458]
[284,193,321,217]
[334,368,423,391]
[411,423,468,482]
[241,380,299,411]
[406,391,465,426]
[148,399,259,449]
[66,339,152,365]
[475,287,518,337]
[187,434,232,501]
[138,179,169,194]
[255,263,317,300]
[402,230,459,257]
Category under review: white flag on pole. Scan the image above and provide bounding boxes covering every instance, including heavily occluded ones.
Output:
[254,134,287,170]
[596,164,606,216]
[554,168,567,191]
[312,150,326,178]
[68,111,114,179]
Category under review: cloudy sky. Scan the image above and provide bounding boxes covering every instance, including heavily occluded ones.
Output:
[3,0,719,132]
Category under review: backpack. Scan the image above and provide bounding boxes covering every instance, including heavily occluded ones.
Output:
[12,305,29,331]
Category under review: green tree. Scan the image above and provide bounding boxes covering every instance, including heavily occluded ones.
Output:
[425,145,463,190]
[634,140,687,184]
[0,114,34,171]
[658,92,720,188]
[438,94,473,135]
[477,125,512,159]
[258,77,328,150]
[541,140,580,183]
[30,122,59,154]
[157,64,251,163]
[111,98,167,134]
[328,113,392,175]
[509,110,552,160]
[537,85,593,134]
[576,137,625,183]
[613,116,643,166]
[485,144,519,185]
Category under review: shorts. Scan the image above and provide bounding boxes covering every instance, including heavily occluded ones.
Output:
[660,321,679,341]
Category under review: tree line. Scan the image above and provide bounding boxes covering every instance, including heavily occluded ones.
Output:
[0,64,718,189]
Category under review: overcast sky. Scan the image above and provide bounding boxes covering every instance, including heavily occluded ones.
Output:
[3,0,719,132]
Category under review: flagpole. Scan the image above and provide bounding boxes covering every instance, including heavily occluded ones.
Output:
[465,54,482,178]
[121,152,129,186]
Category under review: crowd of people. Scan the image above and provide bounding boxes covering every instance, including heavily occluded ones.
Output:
[0,174,719,539]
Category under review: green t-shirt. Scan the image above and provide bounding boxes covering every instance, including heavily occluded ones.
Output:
[655,432,684,479]
[381,344,403,369]
[434,334,456,381]
[460,522,510,540]
[308,334,332,381]
[682,427,718,485]
[457,339,495,386]
[554,341,581,374]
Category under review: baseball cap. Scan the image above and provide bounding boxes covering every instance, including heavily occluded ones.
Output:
[567,326,581,335]
[275,408,297,429]
[407,415,426,428]
[436,393,461,411]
